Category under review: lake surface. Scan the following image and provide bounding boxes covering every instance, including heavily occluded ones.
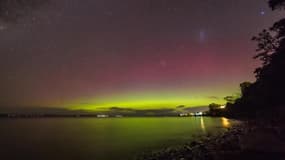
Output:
[0,117,233,160]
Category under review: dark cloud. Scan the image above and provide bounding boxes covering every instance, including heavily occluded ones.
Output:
[108,107,177,116]
[182,106,209,113]
[176,105,185,109]
[208,96,221,100]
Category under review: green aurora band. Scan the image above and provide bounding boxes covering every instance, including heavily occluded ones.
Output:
[67,87,236,111]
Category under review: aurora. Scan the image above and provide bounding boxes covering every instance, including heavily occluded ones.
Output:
[0,0,282,113]
[67,86,236,111]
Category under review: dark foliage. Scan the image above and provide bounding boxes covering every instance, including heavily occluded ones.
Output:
[269,0,285,10]
[226,0,285,118]
[224,96,237,104]
[208,103,225,116]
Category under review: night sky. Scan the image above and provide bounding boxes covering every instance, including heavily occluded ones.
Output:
[0,0,283,111]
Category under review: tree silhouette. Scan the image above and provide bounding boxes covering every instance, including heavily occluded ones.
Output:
[269,0,285,10]
[239,82,252,96]
[224,96,237,104]
[227,0,285,118]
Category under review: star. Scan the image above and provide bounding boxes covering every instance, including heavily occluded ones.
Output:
[260,11,265,15]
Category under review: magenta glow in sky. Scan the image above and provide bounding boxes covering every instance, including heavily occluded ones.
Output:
[0,0,283,110]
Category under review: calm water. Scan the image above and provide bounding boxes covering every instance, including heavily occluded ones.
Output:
[0,117,233,160]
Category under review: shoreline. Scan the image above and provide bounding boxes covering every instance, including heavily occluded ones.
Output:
[136,120,285,160]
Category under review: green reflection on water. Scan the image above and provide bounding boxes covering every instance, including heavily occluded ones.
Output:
[0,117,232,160]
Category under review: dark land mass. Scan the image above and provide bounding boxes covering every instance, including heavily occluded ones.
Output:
[0,106,209,118]
[136,120,285,160]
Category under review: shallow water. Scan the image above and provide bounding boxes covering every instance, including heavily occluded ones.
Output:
[0,117,232,160]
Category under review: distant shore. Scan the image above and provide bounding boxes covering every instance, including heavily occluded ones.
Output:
[136,120,285,160]
[0,113,207,118]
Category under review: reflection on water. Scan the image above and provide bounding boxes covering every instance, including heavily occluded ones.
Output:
[0,117,233,160]
[221,117,230,128]
[200,117,206,132]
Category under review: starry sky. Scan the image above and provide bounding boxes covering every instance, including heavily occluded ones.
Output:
[0,0,283,111]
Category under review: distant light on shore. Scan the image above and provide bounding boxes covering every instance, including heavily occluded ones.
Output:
[220,105,226,109]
